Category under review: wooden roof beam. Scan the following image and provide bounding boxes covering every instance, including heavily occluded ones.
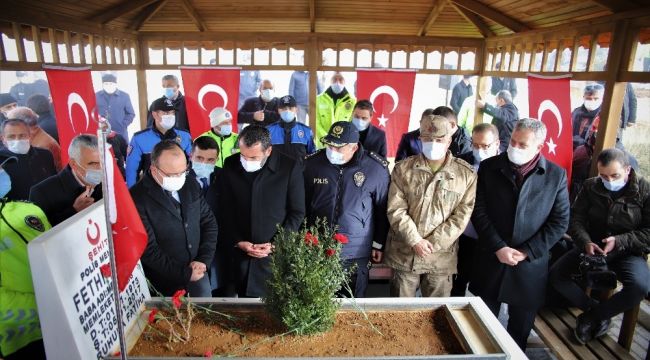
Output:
[590,0,640,13]
[179,0,207,32]
[451,0,529,33]
[89,0,160,25]
[130,0,169,31]
[309,0,316,32]
[451,3,494,38]
[418,0,449,36]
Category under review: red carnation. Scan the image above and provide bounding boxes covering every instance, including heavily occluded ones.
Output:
[204,350,213,357]
[172,289,186,309]
[325,248,335,257]
[304,232,319,246]
[148,309,158,324]
[333,233,349,244]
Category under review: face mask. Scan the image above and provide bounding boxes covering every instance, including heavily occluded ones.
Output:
[6,140,30,155]
[192,161,214,179]
[601,177,627,192]
[352,117,370,131]
[240,155,265,172]
[0,170,11,198]
[103,83,117,94]
[584,99,602,111]
[331,83,344,94]
[216,124,232,136]
[84,168,103,186]
[473,147,497,162]
[280,110,295,123]
[164,87,176,99]
[160,114,176,131]
[160,172,186,192]
[422,141,447,161]
[507,145,536,166]
[326,147,347,165]
[261,89,274,102]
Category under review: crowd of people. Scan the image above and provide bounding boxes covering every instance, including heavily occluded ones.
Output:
[0,71,648,359]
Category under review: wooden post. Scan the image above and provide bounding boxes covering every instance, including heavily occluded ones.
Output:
[64,31,73,63]
[474,40,488,126]
[32,26,44,63]
[12,23,26,63]
[308,37,318,132]
[88,35,96,65]
[136,37,150,131]
[49,28,60,64]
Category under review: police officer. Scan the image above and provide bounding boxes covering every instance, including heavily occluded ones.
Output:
[126,98,192,187]
[197,107,239,168]
[267,95,316,162]
[304,121,390,297]
[0,156,51,359]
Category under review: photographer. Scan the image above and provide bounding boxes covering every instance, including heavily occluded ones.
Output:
[550,148,650,345]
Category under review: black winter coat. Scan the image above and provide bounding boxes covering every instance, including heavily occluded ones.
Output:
[359,125,387,158]
[483,102,519,153]
[146,93,190,132]
[1,147,56,201]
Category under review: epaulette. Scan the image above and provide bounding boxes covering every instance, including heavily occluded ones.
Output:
[454,156,474,172]
[304,149,324,160]
[368,151,389,168]
[133,128,150,136]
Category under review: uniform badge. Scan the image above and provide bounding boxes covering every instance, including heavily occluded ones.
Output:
[175,136,181,144]
[332,125,344,138]
[297,130,304,138]
[345,103,351,110]
[25,215,45,232]
[353,172,365,187]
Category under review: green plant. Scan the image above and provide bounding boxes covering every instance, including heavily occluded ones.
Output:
[262,219,350,335]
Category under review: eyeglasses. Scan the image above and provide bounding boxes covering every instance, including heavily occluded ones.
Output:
[472,142,495,150]
[156,166,188,178]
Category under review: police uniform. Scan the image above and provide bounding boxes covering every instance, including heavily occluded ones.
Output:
[268,95,316,162]
[125,98,192,187]
[304,121,390,297]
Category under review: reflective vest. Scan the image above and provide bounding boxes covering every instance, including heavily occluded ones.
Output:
[315,91,356,148]
[0,199,51,356]
[198,130,239,168]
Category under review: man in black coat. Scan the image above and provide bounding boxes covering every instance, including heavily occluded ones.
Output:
[0,119,56,201]
[469,118,570,350]
[450,76,473,114]
[130,140,218,297]
[146,75,189,132]
[219,125,305,297]
[395,108,434,162]
[432,106,472,157]
[477,90,519,153]
[29,134,103,226]
[237,80,280,127]
[350,100,387,158]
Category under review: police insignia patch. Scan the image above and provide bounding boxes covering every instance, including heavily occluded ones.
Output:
[175,136,181,144]
[298,130,304,138]
[25,215,45,232]
[345,103,351,110]
[332,126,344,138]
[353,171,365,187]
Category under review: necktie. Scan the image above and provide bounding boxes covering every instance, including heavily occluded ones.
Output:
[200,177,209,191]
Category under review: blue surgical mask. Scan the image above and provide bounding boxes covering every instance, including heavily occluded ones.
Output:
[601,177,627,192]
[218,124,232,136]
[352,117,370,131]
[0,170,11,198]
[193,161,214,179]
[280,110,295,123]
[326,147,347,165]
[164,87,175,99]
[84,168,103,186]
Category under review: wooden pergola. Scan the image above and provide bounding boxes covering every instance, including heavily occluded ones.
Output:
[1,0,650,167]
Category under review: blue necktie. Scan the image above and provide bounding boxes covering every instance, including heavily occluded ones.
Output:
[200,177,208,191]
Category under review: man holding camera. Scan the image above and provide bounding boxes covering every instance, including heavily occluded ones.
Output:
[550,148,650,345]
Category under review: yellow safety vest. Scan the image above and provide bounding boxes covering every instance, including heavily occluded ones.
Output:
[315,91,356,148]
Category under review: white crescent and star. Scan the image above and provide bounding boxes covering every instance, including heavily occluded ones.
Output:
[369,85,399,128]
[67,92,90,133]
[537,99,563,155]
[198,84,229,111]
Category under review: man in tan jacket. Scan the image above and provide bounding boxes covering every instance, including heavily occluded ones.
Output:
[384,115,477,297]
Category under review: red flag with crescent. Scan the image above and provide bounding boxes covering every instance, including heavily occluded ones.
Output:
[356,69,416,157]
[45,67,99,163]
[180,67,240,138]
[528,74,573,185]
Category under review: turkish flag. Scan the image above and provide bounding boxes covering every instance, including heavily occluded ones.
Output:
[356,70,416,157]
[180,67,240,138]
[102,138,147,292]
[45,67,99,163]
[528,74,573,185]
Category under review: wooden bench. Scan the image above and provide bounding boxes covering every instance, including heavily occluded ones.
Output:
[534,306,636,360]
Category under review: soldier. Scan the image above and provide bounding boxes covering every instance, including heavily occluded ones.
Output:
[304,121,390,297]
[0,156,51,359]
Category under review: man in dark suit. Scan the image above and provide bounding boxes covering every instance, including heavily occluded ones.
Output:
[237,80,280,127]
[350,100,387,158]
[130,140,218,297]
[29,134,102,226]
[395,108,434,162]
[477,90,519,153]
[219,125,305,297]
[469,118,570,350]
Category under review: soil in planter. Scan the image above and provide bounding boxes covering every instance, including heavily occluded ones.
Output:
[131,309,465,357]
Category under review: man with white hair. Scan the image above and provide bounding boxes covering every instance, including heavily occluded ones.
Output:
[238,79,280,127]
[7,106,62,170]
[469,118,570,350]
[29,134,103,226]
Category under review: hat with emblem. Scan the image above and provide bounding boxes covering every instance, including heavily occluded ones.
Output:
[420,115,451,139]
[321,121,359,147]
[150,97,175,112]
[209,107,232,127]
[278,95,297,108]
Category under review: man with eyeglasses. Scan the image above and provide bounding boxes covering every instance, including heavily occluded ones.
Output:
[130,140,218,297]
[126,97,192,188]
[451,123,500,296]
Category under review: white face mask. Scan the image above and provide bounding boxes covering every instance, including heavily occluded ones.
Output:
[326,147,347,165]
[6,139,30,154]
[473,147,497,162]
[240,155,265,172]
[601,177,627,192]
[422,141,447,160]
[352,117,371,131]
[103,83,117,94]
[261,89,275,102]
[584,99,602,112]
[331,83,344,94]
[160,172,186,192]
[160,114,176,131]
[507,145,537,166]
